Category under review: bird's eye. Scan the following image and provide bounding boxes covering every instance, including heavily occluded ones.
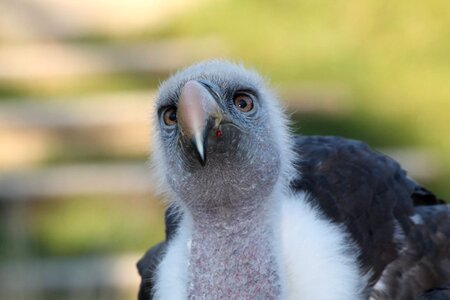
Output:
[233,94,254,113]
[162,107,177,126]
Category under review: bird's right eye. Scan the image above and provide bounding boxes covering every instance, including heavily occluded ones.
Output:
[233,93,254,113]
[162,107,177,126]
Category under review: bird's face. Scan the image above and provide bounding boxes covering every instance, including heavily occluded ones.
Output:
[152,61,292,211]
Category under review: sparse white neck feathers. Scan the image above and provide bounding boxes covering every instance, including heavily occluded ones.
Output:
[187,198,283,299]
[153,192,366,300]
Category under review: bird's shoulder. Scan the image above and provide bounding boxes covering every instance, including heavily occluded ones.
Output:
[290,135,417,220]
[289,135,445,284]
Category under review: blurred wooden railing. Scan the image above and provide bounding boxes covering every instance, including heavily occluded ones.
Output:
[0,2,214,298]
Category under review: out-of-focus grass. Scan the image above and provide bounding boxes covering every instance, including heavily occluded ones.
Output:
[28,196,164,257]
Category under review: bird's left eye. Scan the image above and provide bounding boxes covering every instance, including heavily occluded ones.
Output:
[162,107,177,126]
[233,94,254,113]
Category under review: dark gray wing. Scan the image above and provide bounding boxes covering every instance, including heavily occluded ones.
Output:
[137,206,181,300]
[371,204,450,299]
[290,136,450,297]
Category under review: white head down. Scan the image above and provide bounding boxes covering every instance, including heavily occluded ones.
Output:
[152,60,294,216]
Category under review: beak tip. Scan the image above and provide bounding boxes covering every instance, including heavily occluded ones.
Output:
[192,134,207,166]
[199,156,206,166]
[196,149,207,166]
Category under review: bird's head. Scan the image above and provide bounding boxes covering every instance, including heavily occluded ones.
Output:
[151,61,294,213]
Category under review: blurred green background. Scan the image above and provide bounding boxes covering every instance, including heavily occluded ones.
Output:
[0,0,448,299]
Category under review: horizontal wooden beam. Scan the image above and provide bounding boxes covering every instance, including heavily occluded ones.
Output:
[0,38,228,81]
[0,253,141,296]
[0,0,204,40]
[0,163,154,201]
[0,91,154,128]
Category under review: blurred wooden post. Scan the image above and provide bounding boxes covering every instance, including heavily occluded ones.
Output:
[2,196,29,300]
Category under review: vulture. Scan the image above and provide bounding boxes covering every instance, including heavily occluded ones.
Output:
[137,60,450,300]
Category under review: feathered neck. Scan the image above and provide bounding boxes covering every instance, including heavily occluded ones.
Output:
[186,190,284,299]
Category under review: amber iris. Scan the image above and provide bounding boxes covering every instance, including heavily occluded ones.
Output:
[234,94,254,112]
[163,107,177,126]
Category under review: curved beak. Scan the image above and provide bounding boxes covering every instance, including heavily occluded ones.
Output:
[177,80,223,166]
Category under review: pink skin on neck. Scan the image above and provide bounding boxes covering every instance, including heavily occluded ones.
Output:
[187,200,282,299]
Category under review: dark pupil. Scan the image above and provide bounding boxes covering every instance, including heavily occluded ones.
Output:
[168,110,177,122]
[238,99,247,109]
